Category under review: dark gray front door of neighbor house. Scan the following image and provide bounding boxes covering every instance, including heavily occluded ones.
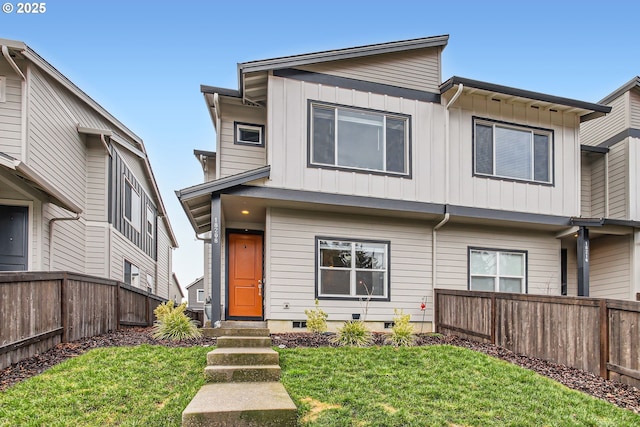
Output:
[0,205,28,271]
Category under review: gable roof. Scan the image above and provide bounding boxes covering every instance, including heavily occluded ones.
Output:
[598,76,640,105]
[441,76,611,122]
[1,38,178,247]
[185,276,204,290]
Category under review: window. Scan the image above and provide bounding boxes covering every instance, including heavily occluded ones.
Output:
[123,178,141,230]
[146,205,154,238]
[234,122,264,146]
[124,260,140,288]
[310,101,409,175]
[468,248,527,293]
[474,117,552,184]
[146,274,155,294]
[316,238,389,299]
[196,289,205,303]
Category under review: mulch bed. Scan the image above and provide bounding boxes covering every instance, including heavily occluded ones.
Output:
[1,327,639,415]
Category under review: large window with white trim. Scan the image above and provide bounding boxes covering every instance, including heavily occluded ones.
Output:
[316,237,389,299]
[474,117,553,184]
[310,101,410,176]
[468,247,527,293]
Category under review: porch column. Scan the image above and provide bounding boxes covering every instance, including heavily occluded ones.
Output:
[577,226,590,297]
[210,194,222,324]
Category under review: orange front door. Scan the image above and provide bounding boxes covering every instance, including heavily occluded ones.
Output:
[228,233,263,318]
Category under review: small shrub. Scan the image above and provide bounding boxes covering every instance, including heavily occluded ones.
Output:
[152,301,202,341]
[332,320,372,347]
[386,309,415,347]
[304,299,328,333]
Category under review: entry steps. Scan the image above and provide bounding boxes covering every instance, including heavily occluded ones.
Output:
[182,321,297,426]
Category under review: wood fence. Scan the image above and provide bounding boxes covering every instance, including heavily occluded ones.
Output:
[434,289,640,388]
[0,271,198,370]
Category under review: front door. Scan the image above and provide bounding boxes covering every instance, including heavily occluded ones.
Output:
[0,205,28,271]
[228,232,263,318]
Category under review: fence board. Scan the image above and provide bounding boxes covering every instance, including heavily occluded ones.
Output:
[435,289,640,387]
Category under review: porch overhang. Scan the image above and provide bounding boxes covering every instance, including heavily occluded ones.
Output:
[0,152,82,214]
[175,165,271,234]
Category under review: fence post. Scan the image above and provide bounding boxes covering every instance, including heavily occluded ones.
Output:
[145,292,150,326]
[115,283,120,331]
[61,273,68,343]
[433,289,439,333]
[490,293,496,344]
[599,299,609,379]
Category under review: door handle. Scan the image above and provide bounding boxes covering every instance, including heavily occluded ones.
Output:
[258,279,263,296]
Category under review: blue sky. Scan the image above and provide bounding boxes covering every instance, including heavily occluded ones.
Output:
[1,0,638,292]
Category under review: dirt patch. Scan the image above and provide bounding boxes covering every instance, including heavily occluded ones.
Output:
[300,397,342,423]
[1,328,638,415]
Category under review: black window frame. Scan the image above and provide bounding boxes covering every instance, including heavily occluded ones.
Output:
[315,236,391,301]
[472,116,554,186]
[307,100,412,178]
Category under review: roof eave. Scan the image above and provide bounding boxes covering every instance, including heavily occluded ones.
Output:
[598,76,640,105]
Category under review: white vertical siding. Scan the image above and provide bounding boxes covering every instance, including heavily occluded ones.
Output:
[581,94,628,146]
[267,208,432,322]
[0,59,23,159]
[590,235,632,300]
[436,225,561,295]
[448,94,580,217]
[218,103,266,178]
[608,141,628,219]
[299,47,442,93]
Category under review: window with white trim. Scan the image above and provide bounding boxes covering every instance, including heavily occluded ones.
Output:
[310,102,409,175]
[124,260,140,288]
[196,289,205,303]
[469,248,527,293]
[146,273,155,293]
[235,122,264,146]
[146,205,154,238]
[474,117,552,184]
[123,178,141,230]
[317,238,389,299]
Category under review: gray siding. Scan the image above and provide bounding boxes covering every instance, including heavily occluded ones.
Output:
[187,278,205,310]
[85,223,109,278]
[608,142,628,219]
[581,153,592,217]
[218,103,267,178]
[156,220,172,298]
[111,230,155,290]
[629,90,640,129]
[590,235,632,300]
[299,47,442,93]
[267,208,431,322]
[581,94,628,146]
[85,138,108,221]
[0,59,23,160]
[590,154,606,218]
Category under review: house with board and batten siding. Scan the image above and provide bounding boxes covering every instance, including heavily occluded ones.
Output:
[177,35,640,332]
[0,38,179,299]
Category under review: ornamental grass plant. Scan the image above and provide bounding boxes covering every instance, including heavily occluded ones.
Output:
[331,320,372,347]
[152,301,202,341]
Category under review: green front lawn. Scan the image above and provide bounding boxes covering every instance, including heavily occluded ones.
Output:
[0,344,638,426]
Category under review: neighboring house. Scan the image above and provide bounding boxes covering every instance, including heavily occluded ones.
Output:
[576,76,640,301]
[169,272,185,304]
[0,38,179,298]
[186,276,205,311]
[177,35,637,332]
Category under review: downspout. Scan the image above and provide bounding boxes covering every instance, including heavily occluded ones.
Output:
[195,232,211,243]
[213,93,222,180]
[49,213,81,271]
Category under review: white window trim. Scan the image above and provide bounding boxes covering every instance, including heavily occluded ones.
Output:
[123,177,141,231]
[146,204,154,238]
[468,247,527,293]
[316,237,390,300]
[234,122,264,146]
[124,260,140,288]
[473,117,553,185]
[309,101,410,177]
[196,289,205,303]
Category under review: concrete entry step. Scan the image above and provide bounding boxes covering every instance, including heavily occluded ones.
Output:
[216,336,272,348]
[204,364,281,383]
[220,320,268,329]
[207,348,279,366]
[202,327,270,338]
[182,382,297,427]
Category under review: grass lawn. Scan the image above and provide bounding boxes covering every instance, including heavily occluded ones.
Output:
[1,344,639,426]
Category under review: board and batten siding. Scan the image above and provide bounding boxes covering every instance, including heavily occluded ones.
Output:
[581,94,628,146]
[590,235,632,300]
[266,75,446,203]
[435,225,561,295]
[266,208,432,322]
[218,103,266,178]
[298,47,443,93]
[0,59,23,160]
[448,94,580,217]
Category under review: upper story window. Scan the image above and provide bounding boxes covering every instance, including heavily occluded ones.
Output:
[468,247,527,293]
[123,177,141,231]
[124,260,140,288]
[316,237,390,300]
[196,289,205,303]
[146,205,155,238]
[473,117,553,185]
[234,122,265,147]
[309,101,410,176]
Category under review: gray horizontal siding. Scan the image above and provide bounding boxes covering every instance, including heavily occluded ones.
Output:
[0,61,23,159]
